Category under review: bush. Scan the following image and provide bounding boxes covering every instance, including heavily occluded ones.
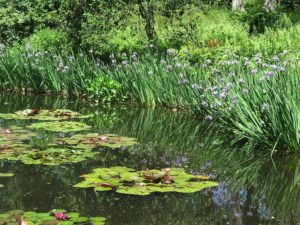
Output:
[80,6,147,58]
[25,28,69,52]
[87,76,123,102]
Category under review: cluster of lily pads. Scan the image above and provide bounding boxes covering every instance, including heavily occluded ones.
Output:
[28,121,92,133]
[74,167,218,195]
[56,133,138,149]
[0,209,106,225]
[0,109,93,121]
[0,109,138,166]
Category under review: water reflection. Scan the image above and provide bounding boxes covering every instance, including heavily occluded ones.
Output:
[0,94,299,225]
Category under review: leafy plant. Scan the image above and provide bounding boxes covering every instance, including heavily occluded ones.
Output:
[87,76,123,102]
[74,166,218,195]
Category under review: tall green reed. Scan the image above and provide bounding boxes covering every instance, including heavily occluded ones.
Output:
[1,45,300,153]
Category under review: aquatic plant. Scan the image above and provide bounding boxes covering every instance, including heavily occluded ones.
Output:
[1,45,300,153]
[0,172,14,188]
[74,167,218,195]
[0,210,106,225]
[18,148,99,166]
[0,109,93,121]
[0,126,36,142]
[0,173,14,177]
[0,125,138,165]
[56,133,138,149]
[0,142,101,166]
[28,121,92,133]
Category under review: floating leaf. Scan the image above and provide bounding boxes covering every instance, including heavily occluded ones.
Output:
[57,133,138,149]
[0,172,14,188]
[28,121,91,133]
[74,167,218,195]
[0,172,14,177]
[0,126,37,142]
[18,148,99,166]
[0,210,105,225]
[0,109,93,121]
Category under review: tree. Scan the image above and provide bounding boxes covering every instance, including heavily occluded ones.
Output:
[137,0,156,42]
[264,0,279,12]
[232,0,245,12]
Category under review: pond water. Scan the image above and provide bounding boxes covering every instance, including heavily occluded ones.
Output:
[0,94,299,225]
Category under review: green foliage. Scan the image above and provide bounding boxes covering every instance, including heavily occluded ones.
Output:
[87,76,123,102]
[56,133,138,149]
[0,109,93,120]
[0,0,61,45]
[74,166,218,195]
[25,28,69,51]
[27,121,92,132]
[80,4,147,57]
[0,0,34,44]
[0,210,106,225]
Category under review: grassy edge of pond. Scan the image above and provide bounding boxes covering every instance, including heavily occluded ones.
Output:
[1,47,300,154]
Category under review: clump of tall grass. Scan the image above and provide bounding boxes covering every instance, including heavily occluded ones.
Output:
[98,50,300,153]
[0,46,98,95]
[0,44,300,153]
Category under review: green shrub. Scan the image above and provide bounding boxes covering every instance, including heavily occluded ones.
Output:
[25,28,69,51]
[80,6,147,58]
[87,76,123,102]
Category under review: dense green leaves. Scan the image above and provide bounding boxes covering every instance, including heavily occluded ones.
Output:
[28,121,92,133]
[56,133,138,149]
[0,210,106,225]
[0,109,93,121]
[74,167,218,195]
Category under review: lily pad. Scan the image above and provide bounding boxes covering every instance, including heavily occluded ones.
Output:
[0,173,14,177]
[0,172,14,188]
[0,141,99,166]
[57,133,138,149]
[18,148,99,166]
[28,121,91,133]
[0,126,37,142]
[0,210,105,225]
[0,109,93,121]
[74,167,218,195]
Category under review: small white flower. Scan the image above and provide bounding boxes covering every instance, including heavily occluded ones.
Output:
[205,115,213,121]
[262,103,270,111]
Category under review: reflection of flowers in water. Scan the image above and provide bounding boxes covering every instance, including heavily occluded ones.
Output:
[172,156,188,167]
[212,183,273,221]
[212,182,231,206]
[159,155,189,167]
[258,195,271,219]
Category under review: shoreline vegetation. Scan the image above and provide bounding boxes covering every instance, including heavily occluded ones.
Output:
[1,46,300,155]
[0,1,300,154]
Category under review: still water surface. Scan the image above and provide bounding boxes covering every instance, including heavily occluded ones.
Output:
[0,94,299,225]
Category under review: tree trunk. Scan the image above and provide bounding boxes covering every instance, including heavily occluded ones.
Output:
[264,0,278,12]
[138,0,156,42]
[232,0,245,12]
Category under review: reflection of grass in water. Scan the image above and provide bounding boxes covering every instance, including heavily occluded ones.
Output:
[203,141,300,223]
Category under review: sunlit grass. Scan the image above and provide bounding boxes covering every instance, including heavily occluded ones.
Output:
[0,47,300,153]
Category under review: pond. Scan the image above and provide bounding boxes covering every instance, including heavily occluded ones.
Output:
[0,94,299,225]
